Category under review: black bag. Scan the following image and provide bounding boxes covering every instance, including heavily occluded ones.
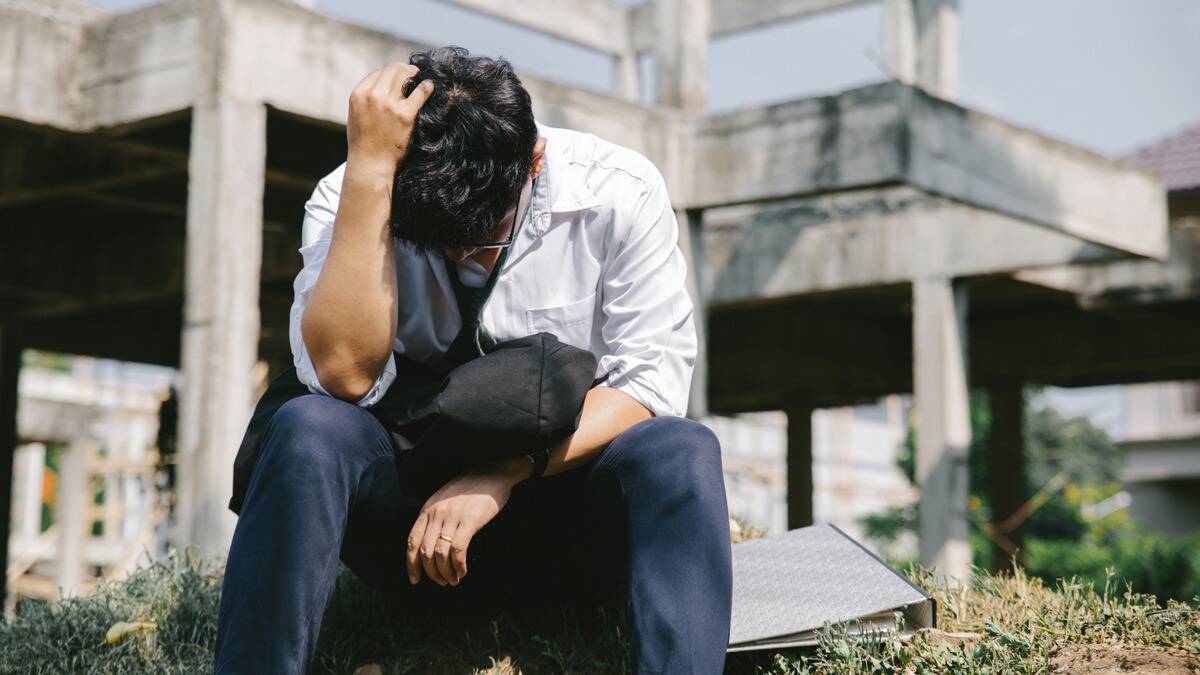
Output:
[228,331,600,513]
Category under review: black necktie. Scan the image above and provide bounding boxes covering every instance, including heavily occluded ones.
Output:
[441,243,513,371]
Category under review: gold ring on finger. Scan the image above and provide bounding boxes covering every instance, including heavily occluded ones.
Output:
[437,534,453,543]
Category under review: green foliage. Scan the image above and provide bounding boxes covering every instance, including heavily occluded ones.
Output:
[863,388,1200,603]
[895,388,1121,509]
[1026,520,1200,607]
[1023,404,1121,488]
[1025,493,1088,542]
[860,504,915,547]
[21,350,75,373]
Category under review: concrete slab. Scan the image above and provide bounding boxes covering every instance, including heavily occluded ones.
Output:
[693,82,1168,259]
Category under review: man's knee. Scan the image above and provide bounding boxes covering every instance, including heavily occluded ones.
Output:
[600,415,724,491]
[260,394,384,474]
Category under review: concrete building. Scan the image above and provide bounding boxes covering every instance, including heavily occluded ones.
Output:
[711,396,915,545]
[1113,123,1200,536]
[1118,380,1200,535]
[1,0,1194,602]
[6,354,174,610]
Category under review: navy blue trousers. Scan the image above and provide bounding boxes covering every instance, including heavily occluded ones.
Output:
[213,394,733,674]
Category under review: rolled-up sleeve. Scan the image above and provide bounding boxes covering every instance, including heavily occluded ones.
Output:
[289,164,397,408]
[595,169,697,418]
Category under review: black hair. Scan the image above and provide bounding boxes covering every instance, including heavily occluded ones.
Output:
[390,46,538,253]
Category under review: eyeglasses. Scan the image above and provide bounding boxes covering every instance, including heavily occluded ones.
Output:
[452,174,535,252]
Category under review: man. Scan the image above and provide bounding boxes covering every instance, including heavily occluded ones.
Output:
[214,46,733,674]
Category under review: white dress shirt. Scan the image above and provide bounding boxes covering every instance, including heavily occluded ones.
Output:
[290,119,697,417]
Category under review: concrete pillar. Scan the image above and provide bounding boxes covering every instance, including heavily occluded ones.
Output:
[614,50,640,104]
[654,0,709,113]
[677,207,708,419]
[14,443,46,542]
[883,0,959,100]
[102,422,122,545]
[883,0,916,83]
[989,382,1025,572]
[55,439,90,598]
[174,0,267,554]
[785,404,814,529]
[912,277,971,578]
[914,0,958,99]
[0,324,22,602]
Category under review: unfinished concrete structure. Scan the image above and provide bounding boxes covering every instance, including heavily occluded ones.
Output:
[6,356,173,607]
[1,0,1193,597]
[1107,124,1200,537]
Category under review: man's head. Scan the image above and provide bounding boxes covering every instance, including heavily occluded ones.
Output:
[391,46,546,256]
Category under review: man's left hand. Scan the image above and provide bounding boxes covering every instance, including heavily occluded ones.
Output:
[406,459,528,586]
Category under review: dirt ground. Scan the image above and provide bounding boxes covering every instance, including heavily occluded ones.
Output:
[1051,644,1200,674]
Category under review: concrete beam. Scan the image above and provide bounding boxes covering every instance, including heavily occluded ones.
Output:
[1015,217,1200,309]
[172,0,267,554]
[904,89,1165,259]
[702,186,1124,306]
[0,166,182,211]
[693,84,904,210]
[7,0,686,196]
[692,83,1168,259]
[0,0,105,128]
[434,0,632,55]
[710,0,870,37]
[231,0,689,197]
[77,0,201,129]
[912,276,971,578]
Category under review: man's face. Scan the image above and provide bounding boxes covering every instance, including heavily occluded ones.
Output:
[440,136,546,263]
[440,174,532,262]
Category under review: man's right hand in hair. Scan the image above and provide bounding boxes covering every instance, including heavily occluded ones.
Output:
[347,62,435,174]
[300,63,435,403]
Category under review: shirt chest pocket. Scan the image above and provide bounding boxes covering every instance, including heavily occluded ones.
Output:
[525,291,597,350]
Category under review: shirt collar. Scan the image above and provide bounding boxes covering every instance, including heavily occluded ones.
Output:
[527,119,602,238]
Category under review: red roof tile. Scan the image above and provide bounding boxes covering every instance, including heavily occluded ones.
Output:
[1127,122,1200,192]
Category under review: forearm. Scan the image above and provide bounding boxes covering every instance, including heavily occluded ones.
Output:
[301,157,399,401]
[497,385,653,484]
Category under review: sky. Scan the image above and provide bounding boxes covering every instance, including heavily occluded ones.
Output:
[85,0,1200,157]
[79,0,1200,432]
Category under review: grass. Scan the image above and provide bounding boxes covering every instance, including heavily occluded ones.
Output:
[1,523,1198,674]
